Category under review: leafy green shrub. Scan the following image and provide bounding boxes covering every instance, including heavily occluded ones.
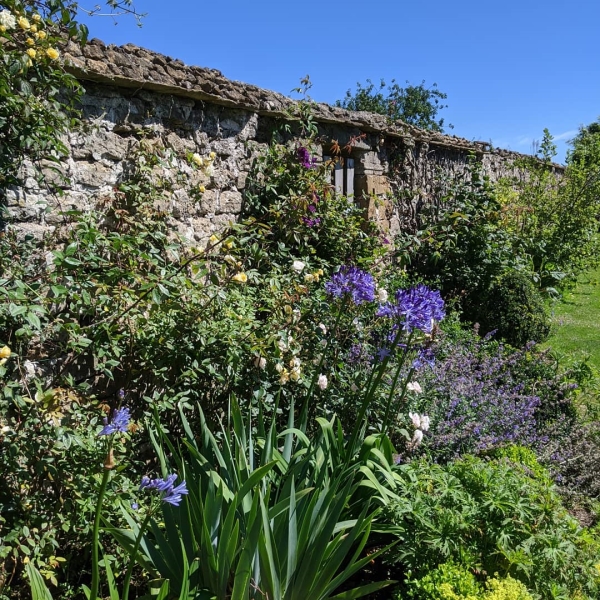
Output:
[394,160,520,322]
[497,128,600,289]
[490,445,553,486]
[380,456,600,599]
[477,270,550,346]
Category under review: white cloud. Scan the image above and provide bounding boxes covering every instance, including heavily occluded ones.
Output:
[552,129,578,142]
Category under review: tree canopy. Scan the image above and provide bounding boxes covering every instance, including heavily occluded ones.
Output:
[335,78,451,133]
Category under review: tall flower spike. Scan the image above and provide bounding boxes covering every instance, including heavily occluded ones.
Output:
[99,407,131,436]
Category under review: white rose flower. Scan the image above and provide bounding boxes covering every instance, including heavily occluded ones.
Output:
[0,10,17,29]
[317,374,328,390]
[23,360,36,379]
[407,381,422,394]
[420,415,430,432]
[292,260,305,273]
[377,288,389,303]
[411,429,424,448]
[409,412,421,429]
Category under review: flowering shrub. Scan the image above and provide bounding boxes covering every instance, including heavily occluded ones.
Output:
[407,334,577,461]
[0,0,86,191]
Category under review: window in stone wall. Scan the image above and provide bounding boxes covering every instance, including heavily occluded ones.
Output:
[323,155,354,196]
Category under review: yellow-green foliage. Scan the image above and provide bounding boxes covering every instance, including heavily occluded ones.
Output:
[483,576,533,600]
[403,562,481,599]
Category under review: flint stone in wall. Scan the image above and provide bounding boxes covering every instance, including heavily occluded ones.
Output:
[75,162,120,188]
[217,191,243,215]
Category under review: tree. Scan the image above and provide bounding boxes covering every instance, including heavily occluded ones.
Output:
[335,78,451,133]
[567,117,600,169]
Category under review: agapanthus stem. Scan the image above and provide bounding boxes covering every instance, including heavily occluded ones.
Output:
[89,464,112,600]
[121,512,153,600]
[346,328,414,462]
[382,365,416,437]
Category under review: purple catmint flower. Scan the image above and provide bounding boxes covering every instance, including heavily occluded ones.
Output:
[413,346,436,369]
[325,265,376,305]
[347,343,366,365]
[140,474,188,507]
[99,407,131,436]
[377,284,445,334]
[297,146,316,169]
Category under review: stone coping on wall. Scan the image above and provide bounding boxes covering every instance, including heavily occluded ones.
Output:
[63,38,562,169]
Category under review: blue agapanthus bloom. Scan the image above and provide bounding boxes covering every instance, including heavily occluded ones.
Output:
[377,284,445,333]
[325,265,376,305]
[140,474,189,507]
[99,407,131,436]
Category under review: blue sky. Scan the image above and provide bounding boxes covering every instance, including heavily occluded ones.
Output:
[76,0,599,163]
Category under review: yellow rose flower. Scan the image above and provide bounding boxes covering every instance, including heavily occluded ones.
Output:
[223,239,234,250]
[209,234,219,244]
[30,24,37,33]
[32,14,42,22]
[35,30,46,40]
[0,346,11,359]
[209,151,216,160]
[26,48,36,59]
[232,272,248,284]
[191,153,203,167]
[26,37,35,46]
[18,16,30,30]
[46,47,59,60]
[198,185,206,193]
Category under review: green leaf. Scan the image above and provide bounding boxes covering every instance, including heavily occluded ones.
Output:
[25,563,53,600]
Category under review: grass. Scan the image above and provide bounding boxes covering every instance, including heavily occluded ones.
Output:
[543,264,600,372]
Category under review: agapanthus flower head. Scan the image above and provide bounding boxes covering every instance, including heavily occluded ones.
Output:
[377,284,445,333]
[297,146,316,169]
[325,265,376,305]
[140,474,188,507]
[99,407,131,436]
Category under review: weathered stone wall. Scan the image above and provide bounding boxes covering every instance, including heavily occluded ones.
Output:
[3,38,564,241]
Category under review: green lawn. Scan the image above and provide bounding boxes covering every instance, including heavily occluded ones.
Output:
[543,265,600,372]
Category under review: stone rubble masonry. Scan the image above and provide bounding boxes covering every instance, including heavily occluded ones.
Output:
[4,38,564,241]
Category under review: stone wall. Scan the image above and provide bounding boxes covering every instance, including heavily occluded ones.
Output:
[3,38,564,241]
